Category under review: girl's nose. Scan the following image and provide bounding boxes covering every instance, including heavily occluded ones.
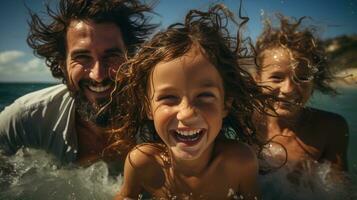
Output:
[177,100,198,124]
[280,78,295,95]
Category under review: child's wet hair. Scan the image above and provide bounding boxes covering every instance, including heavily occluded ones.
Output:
[255,14,337,95]
[105,4,274,154]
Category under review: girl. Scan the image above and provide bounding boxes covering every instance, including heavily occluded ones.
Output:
[254,14,349,173]
[113,5,271,199]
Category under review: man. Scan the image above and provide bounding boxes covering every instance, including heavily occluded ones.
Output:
[0,0,155,165]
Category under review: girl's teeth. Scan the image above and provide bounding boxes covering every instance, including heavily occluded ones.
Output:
[174,129,202,142]
[176,129,201,136]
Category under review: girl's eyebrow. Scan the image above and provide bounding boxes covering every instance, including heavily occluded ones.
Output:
[155,85,178,93]
[153,80,221,94]
[198,79,220,88]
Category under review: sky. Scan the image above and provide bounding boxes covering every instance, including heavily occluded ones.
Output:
[0,0,356,83]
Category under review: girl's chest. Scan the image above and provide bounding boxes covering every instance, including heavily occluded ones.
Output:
[151,168,239,199]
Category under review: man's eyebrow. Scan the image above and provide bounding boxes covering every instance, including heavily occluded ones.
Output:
[70,49,90,57]
[105,48,124,54]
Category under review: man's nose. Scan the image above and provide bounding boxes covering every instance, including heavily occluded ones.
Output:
[89,61,107,82]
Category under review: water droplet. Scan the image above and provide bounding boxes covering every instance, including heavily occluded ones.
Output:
[260,9,265,16]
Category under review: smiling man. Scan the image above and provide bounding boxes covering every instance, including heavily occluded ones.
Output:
[0,0,155,165]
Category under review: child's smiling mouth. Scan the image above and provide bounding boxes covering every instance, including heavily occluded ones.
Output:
[170,128,205,146]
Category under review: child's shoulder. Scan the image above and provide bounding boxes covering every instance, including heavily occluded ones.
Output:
[306,107,348,134]
[215,140,258,169]
[126,143,168,170]
[307,107,347,125]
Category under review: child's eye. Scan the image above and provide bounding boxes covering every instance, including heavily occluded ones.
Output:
[269,76,283,83]
[198,92,215,98]
[157,95,179,104]
[197,92,216,102]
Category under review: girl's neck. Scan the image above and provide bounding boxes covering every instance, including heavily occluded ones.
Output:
[170,142,215,177]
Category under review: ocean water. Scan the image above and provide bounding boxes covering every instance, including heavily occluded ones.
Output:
[0,83,56,111]
[0,82,356,199]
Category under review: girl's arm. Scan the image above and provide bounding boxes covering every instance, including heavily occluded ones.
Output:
[236,143,261,200]
[114,149,144,200]
[324,113,349,171]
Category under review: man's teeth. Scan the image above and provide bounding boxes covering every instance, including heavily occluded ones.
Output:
[88,84,111,92]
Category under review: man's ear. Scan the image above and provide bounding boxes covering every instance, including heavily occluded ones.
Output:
[253,71,261,82]
[59,61,66,74]
[223,98,233,118]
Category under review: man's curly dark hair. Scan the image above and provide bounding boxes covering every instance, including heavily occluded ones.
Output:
[27,0,156,83]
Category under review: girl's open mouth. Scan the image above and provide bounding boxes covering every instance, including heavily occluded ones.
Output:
[171,129,205,146]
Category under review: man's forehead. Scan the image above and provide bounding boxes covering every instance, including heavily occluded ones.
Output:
[66,19,125,52]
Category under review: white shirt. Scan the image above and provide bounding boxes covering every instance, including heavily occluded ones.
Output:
[0,84,78,163]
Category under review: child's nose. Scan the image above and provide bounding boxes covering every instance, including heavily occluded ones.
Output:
[280,78,295,95]
[177,100,198,123]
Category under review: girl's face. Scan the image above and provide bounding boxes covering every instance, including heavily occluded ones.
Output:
[147,46,228,161]
[256,47,314,118]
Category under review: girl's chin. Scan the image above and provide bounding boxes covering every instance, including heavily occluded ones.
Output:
[170,147,202,161]
[276,107,301,118]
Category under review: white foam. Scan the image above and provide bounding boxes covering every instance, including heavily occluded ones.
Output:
[0,148,122,200]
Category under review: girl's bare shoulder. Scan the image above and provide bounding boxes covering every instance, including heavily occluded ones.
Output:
[306,107,348,135]
[215,140,258,170]
[126,143,168,171]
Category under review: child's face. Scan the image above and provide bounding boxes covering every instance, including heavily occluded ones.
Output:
[256,47,314,118]
[147,46,228,161]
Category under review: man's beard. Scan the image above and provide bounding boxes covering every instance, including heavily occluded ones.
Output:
[75,94,111,126]
[70,86,112,128]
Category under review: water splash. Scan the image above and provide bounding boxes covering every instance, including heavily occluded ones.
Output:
[259,160,357,200]
[2,148,357,199]
[0,148,122,200]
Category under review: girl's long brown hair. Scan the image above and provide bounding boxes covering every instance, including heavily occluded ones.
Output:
[255,14,337,95]
[105,4,275,155]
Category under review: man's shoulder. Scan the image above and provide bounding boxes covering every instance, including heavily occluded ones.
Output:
[0,84,72,124]
[4,84,70,113]
[15,84,70,107]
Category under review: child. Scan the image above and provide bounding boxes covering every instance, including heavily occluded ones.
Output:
[254,14,349,174]
[113,5,270,200]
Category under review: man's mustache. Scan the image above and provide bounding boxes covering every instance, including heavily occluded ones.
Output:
[78,78,113,88]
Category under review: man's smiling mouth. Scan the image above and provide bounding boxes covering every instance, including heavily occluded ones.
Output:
[88,84,112,93]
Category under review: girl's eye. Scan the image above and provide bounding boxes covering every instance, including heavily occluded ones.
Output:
[198,92,215,98]
[269,76,283,83]
[197,92,216,103]
[157,95,179,104]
